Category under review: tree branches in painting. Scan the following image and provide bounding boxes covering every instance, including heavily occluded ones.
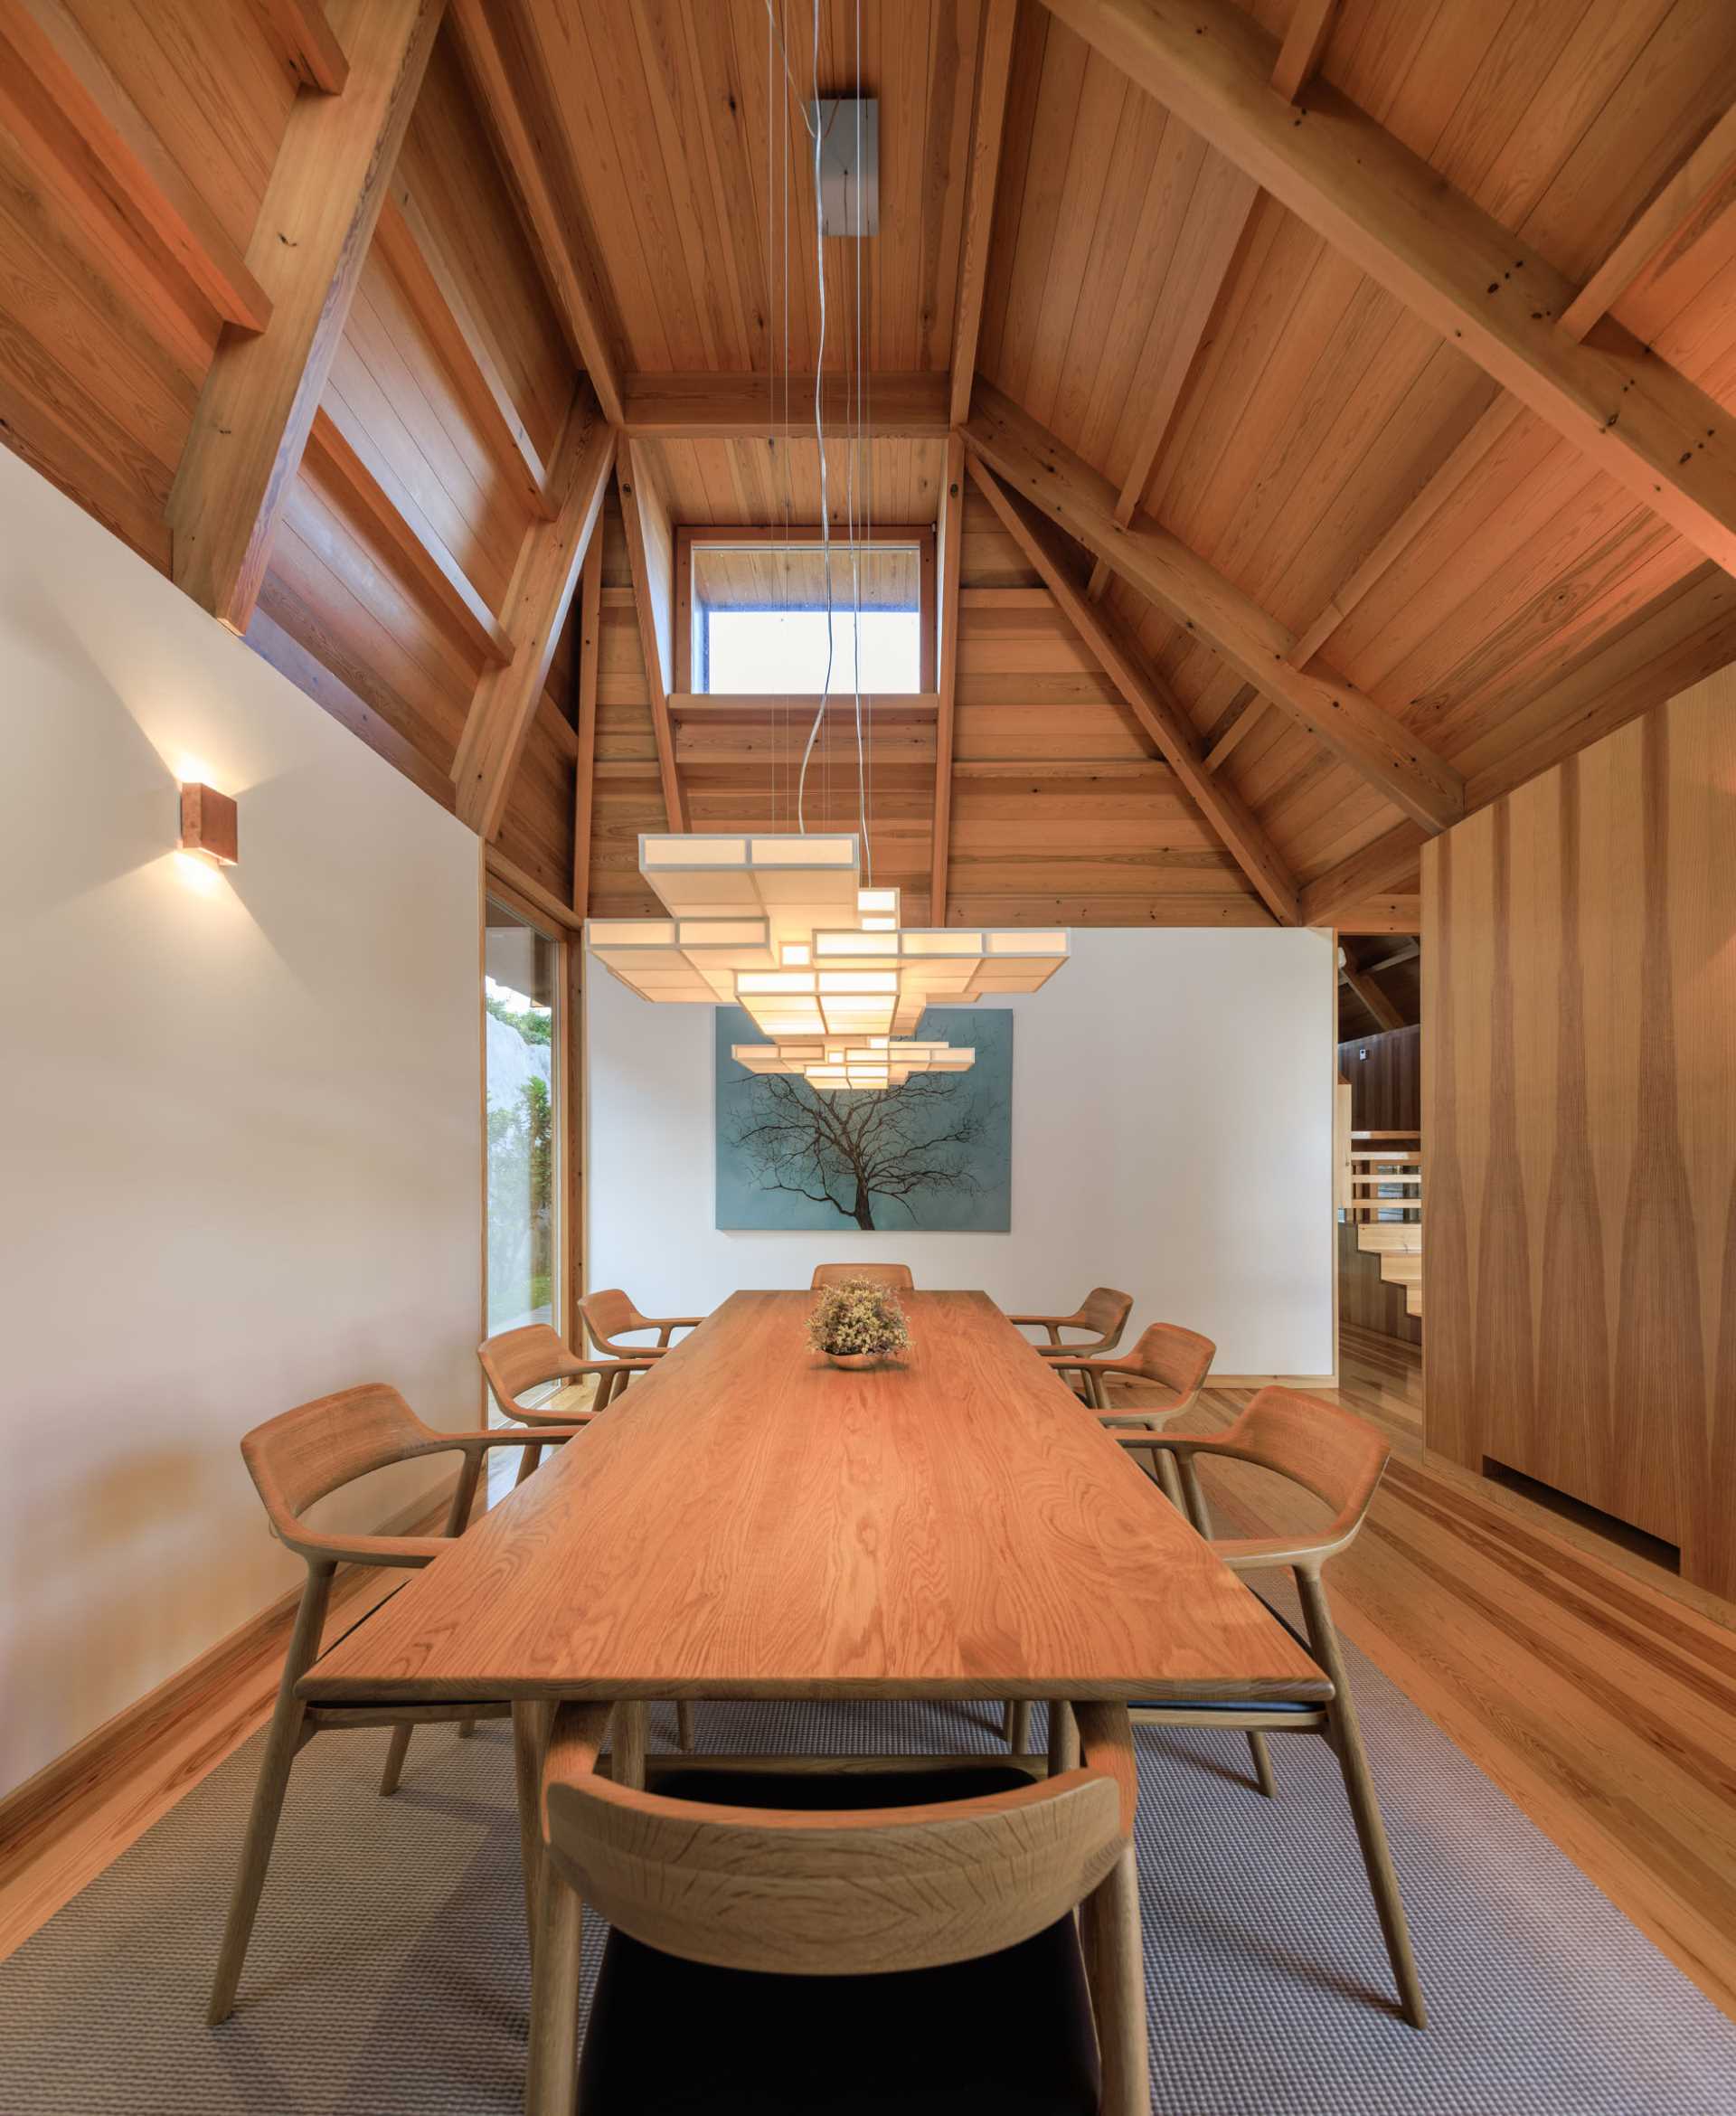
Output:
[726,1069,995,1230]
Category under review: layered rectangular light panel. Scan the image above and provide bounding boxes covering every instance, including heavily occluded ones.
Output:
[586,833,1068,1085]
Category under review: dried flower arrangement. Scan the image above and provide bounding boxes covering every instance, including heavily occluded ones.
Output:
[804,1278,911,1365]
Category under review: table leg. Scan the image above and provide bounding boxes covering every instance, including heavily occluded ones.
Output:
[1073,1702,1148,2115]
[512,1701,552,1969]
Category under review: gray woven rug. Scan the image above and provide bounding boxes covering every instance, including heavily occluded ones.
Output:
[3,1613,1731,2114]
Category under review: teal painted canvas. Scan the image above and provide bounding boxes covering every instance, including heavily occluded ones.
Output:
[714,1006,1013,1232]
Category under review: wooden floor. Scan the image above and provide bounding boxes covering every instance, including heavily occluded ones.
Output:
[1107,1327,1736,2022]
[4,1331,1733,2029]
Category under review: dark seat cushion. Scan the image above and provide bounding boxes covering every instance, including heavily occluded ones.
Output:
[576,1766,1101,2116]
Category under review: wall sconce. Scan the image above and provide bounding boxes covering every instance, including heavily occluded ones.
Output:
[180,782,238,865]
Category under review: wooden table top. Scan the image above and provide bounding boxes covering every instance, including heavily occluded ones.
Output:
[298,1291,1330,1705]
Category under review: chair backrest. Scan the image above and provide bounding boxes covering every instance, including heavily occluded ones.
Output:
[1127,1320,1215,1402]
[1077,1286,1133,1346]
[1225,1386,1390,1546]
[545,1767,1124,1976]
[477,1324,574,1416]
[580,1288,646,1354]
[810,1262,915,1290]
[241,1383,441,1534]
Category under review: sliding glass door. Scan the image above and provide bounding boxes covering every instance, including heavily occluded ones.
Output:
[484,898,561,1334]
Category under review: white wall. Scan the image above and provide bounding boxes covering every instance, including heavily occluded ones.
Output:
[588,926,1335,1376]
[0,454,481,1800]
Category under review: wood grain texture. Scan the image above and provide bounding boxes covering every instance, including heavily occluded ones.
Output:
[166,0,443,633]
[1423,665,1736,1595]
[299,1292,1329,1706]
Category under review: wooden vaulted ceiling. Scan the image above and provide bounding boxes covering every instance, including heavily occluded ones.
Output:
[6,0,1736,940]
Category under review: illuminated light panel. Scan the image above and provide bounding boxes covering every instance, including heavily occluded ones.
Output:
[587,832,1068,1051]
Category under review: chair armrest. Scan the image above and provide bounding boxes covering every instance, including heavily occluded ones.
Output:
[450,1427,591,1450]
[500,1404,601,1431]
[652,1317,703,1346]
[278,1526,451,1570]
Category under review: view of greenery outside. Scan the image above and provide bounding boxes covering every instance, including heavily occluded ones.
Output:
[485,945,556,1331]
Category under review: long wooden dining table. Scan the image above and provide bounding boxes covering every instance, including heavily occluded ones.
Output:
[299,1290,1331,2111]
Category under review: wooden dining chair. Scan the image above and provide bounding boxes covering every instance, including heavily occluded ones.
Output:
[477,1323,653,1478]
[208,1384,585,2025]
[1047,1318,1215,1428]
[809,1261,915,1289]
[580,1289,704,1382]
[1011,1286,1133,1379]
[524,1702,1148,2116]
[1113,1386,1427,2029]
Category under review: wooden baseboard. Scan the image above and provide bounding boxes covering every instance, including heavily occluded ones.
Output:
[0,1474,459,1965]
[1207,1371,1339,1390]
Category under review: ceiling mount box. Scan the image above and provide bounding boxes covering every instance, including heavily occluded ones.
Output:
[808,98,878,237]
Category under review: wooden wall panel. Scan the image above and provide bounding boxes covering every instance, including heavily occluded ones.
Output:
[1338,1025,1420,1132]
[1423,664,1736,1597]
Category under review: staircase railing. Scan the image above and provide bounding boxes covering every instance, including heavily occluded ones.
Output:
[1347,1129,1420,1222]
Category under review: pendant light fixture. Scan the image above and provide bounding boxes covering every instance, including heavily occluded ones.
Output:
[584,5,1069,1088]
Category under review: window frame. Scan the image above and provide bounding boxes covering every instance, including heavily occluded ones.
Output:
[675,524,937,694]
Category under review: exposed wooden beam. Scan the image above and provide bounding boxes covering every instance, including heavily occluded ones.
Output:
[0,0,273,333]
[1560,102,1736,344]
[1331,895,1420,936]
[968,457,1300,925]
[486,844,580,931]
[249,0,350,92]
[930,433,966,922]
[571,534,602,922]
[307,394,511,665]
[373,182,554,517]
[1298,821,1429,928]
[617,438,687,833]
[948,0,1017,429]
[1203,692,1266,770]
[165,0,441,634]
[964,380,1465,832]
[1271,0,1337,105]
[448,0,626,427]
[619,372,951,439]
[1040,0,1736,582]
[1107,150,1259,536]
[452,387,615,840]
[1339,942,1403,1032]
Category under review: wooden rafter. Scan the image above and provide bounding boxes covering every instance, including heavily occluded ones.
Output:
[0,0,273,335]
[617,438,688,834]
[307,394,511,665]
[571,534,603,921]
[1203,693,1265,771]
[448,0,627,428]
[620,373,949,439]
[1560,101,1736,343]
[948,0,1018,429]
[930,432,966,923]
[166,0,441,635]
[1298,822,1428,929]
[963,380,1466,832]
[1338,940,1402,1032]
[249,0,349,93]
[373,182,555,517]
[1040,0,1736,582]
[969,457,1301,925]
[1271,0,1337,106]
[452,385,615,840]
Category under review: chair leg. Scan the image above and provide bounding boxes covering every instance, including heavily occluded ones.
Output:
[526,1856,583,2116]
[1297,1570,1428,2029]
[1008,1700,1033,1754]
[1246,1731,1277,1798]
[1176,1454,1214,1539]
[1047,1700,1079,1775]
[1080,1844,1151,2116]
[379,1722,414,1795]
[1153,1447,1187,1515]
[442,1450,484,1538]
[208,1563,334,2024]
[514,1441,543,1488]
[675,1701,696,1752]
[613,1700,647,1790]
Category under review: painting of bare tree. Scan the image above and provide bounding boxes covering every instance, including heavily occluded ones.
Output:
[715,1006,1012,1231]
